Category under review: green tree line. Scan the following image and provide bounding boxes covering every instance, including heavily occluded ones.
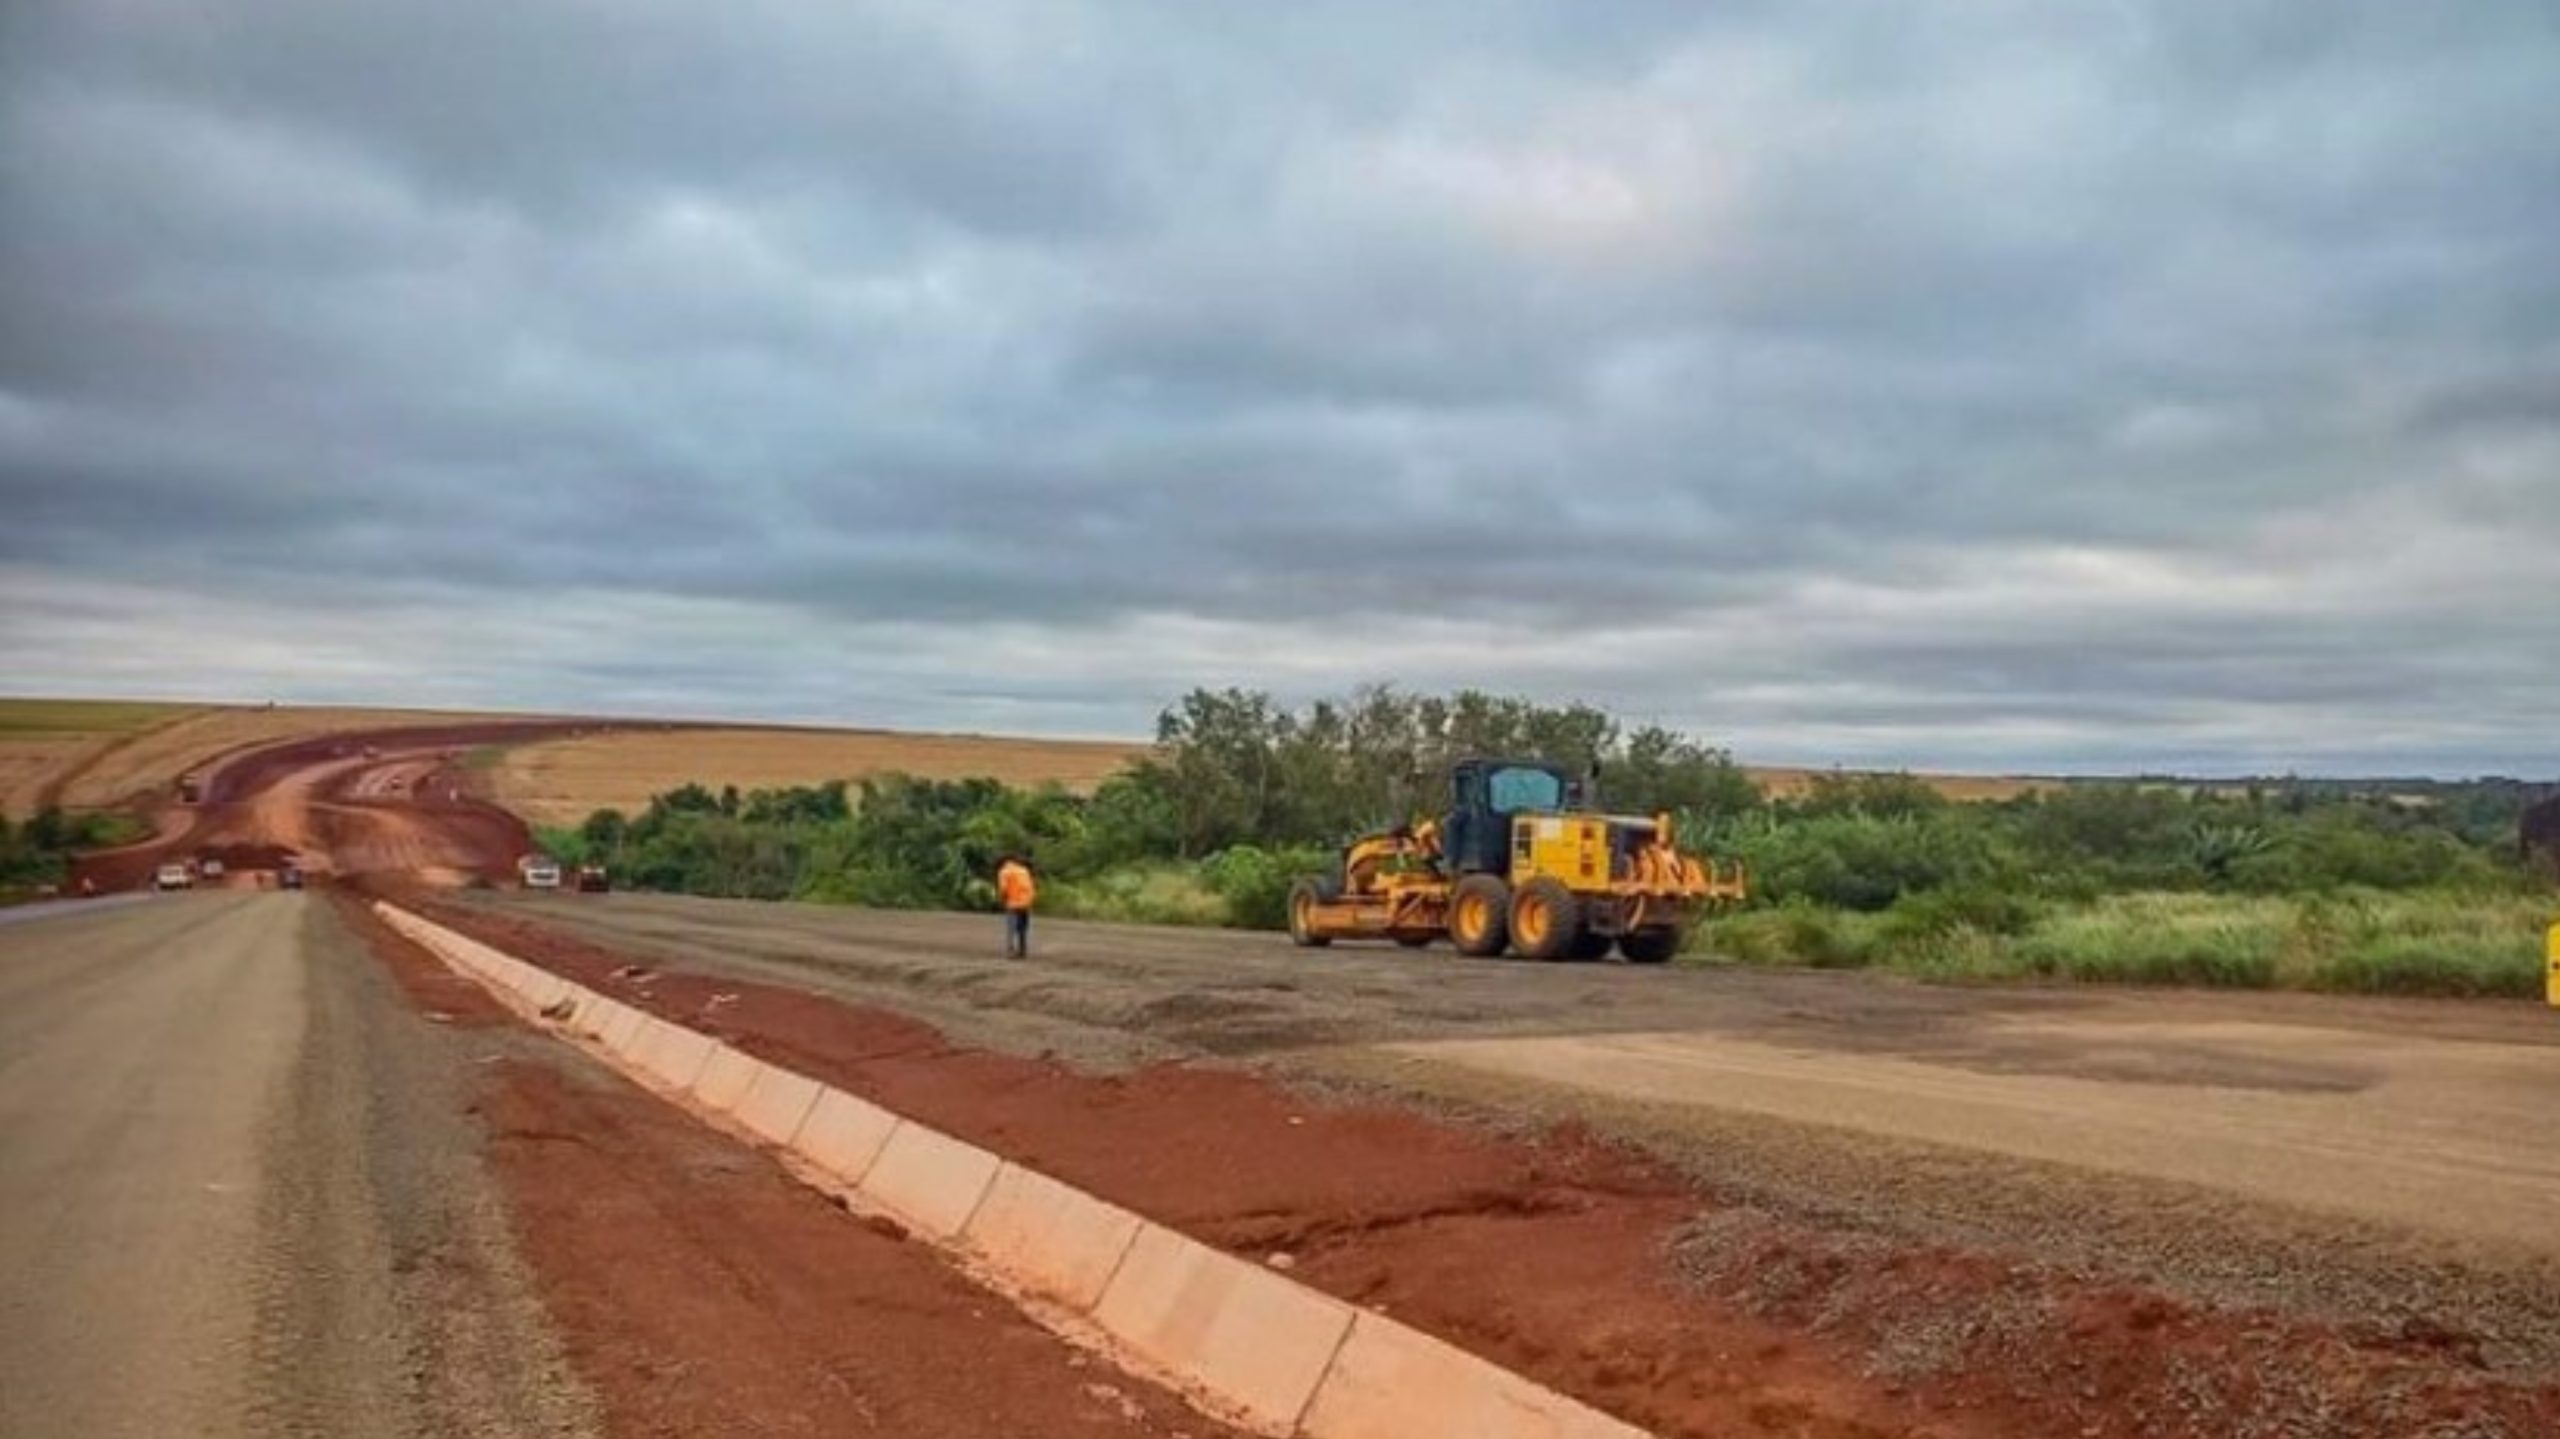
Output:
[537,687,2547,953]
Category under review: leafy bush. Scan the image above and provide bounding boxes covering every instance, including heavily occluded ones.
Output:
[1,808,141,894]
[1878,883,2041,942]
[1725,811,2026,911]
[2229,809,2508,893]
[1198,844,1334,930]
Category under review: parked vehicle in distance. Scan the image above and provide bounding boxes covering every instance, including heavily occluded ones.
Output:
[521,857,562,890]
[279,864,304,890]
[153,863,193,891]
[199,857,225,880]
[575,863,610,893]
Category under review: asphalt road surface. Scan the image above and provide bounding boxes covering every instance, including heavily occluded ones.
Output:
[0,893,589,1439]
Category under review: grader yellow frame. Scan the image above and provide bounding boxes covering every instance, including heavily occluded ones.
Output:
[1286,759,1745,963]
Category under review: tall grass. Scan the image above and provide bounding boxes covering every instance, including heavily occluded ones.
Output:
[1044,863,1229,927]
[1693,889,2552,998]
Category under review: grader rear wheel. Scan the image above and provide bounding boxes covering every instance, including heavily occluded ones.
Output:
[1510,876,1584,962]
[1449,874,1511,956]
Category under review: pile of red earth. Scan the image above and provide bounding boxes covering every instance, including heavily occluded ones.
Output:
[194,842,299,871]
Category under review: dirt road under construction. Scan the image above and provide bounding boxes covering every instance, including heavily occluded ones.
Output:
[443,890,2560,1261]
[420,887,2560,1433]
[18,724,2560,1437]
[67,721,568,893]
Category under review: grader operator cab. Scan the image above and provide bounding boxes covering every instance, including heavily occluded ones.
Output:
[1287,758,1745,963]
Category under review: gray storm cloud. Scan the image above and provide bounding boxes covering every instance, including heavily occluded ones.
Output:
[2,1,2556,773]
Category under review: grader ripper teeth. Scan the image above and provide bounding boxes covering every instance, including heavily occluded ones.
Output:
[1287,757,1745,964]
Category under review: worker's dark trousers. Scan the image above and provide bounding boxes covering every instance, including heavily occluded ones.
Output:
[1005,909,1030,958]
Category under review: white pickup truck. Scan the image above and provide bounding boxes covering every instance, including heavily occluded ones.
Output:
[520,857,562,890]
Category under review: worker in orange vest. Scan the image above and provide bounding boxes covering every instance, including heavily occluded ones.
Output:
[996,854,1038,959]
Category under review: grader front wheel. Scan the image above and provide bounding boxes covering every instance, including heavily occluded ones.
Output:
[1449,874,1511,956]
[1287,876,1337,948]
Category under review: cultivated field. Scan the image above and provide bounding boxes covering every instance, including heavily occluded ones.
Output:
[482,726,1150,826]
[0,699,199,817]
[0,699,541,817]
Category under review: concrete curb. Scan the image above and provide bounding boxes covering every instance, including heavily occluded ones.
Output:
[373,902,1652,1439]
[794,1086,902,1183]
[733,1063,826,1148]
[964,1163,1146,1312]
[860,1121,1004,1240]
[689,1045,765,1113]
[1092,1224,1357,1434]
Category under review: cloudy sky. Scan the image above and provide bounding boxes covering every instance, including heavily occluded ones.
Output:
[3,2,2555,774]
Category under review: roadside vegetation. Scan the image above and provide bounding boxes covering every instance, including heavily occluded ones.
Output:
[535,686,2554,998]
[0,809,147,903]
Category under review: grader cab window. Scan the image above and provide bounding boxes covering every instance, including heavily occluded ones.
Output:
[1486,766,1564,814]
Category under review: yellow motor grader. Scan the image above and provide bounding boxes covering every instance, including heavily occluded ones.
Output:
[1286,758,1745,963]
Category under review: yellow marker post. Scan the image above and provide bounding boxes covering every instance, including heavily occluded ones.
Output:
[2549,921,2560,1009]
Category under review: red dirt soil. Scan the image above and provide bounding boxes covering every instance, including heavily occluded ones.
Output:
[480,1064,1263,1439]
[409,899,2560,1439]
